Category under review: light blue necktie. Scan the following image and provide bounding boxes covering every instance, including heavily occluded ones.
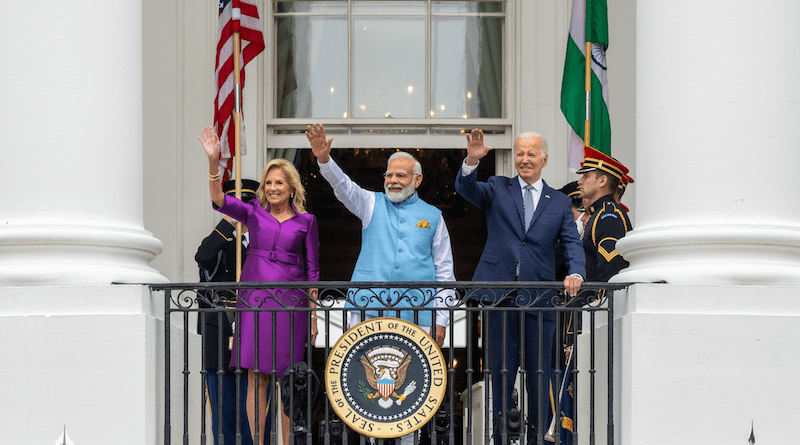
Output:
[523,184,534,230]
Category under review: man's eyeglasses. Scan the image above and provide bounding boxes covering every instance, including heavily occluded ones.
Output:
[383,172,415,180]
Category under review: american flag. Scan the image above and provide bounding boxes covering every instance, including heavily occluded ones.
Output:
[214,0,265,181]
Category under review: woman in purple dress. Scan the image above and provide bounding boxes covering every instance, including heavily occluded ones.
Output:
[199,126,320,445]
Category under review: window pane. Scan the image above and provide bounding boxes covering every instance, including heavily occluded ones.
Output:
[432,2,505,14]
[275,1,347,14]
[274,1,505,120]
[351,128,427,135]
[353,17,426,118]
[352,1,427,14]
[432,15,503,118]
[275,14,348,118]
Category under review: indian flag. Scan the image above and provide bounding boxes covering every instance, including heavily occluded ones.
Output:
[561,0,611,171]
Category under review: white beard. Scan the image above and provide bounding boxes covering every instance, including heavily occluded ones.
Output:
[385,184,415,203]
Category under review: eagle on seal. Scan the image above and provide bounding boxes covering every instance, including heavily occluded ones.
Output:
[360,346,415,409]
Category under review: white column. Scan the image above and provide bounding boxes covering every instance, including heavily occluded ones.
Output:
[594,2,800,444]
[0,0,165,285]
[579,286,800,445]
[0,3,182,444]
[615,0,800,285]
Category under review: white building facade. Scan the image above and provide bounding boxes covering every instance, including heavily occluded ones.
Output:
[1,0,797,444]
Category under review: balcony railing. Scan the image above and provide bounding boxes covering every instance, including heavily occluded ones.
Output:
[150,281,630,445]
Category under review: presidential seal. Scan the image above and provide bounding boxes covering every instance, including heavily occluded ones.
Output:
[325,318,447,438]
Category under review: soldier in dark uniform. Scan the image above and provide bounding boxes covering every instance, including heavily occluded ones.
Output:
[555,181,584,280]
[543,149,633,443]
[548,181,584,443]
[579,205,591,234]
[576,147,633,283]
[196,179,267,445]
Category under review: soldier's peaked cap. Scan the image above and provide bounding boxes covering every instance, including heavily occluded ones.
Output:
[619,174,634,190]
[223,179,260,203]
[559,181,581,204]
[575,146,629,181]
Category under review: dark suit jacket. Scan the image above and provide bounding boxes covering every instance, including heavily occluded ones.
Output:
[196,219,247,371]
[455,168,586,312]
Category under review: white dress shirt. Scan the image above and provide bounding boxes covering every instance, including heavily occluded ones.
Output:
[517,176,543,212]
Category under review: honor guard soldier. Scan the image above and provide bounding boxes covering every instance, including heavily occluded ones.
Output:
[560,180,585,238]
[549,180,585,443]
[195,179,266,445]
[615,173,634,213]
[555,180,585,280]
[576,147,633,283]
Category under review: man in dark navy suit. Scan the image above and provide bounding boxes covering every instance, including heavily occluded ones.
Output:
[455,129,585,444]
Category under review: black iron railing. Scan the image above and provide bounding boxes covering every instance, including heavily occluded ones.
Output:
[150,281,630,445]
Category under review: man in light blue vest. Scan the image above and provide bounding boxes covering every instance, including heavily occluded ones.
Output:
[306,123,455,347]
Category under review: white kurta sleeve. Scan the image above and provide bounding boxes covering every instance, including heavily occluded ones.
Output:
[318,158,376,228]
[432,214,457,326]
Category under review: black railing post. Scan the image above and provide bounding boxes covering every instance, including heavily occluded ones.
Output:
[572,306,580,445]
[589,310,597,445]
[213,306,223,445]
[608,291,615,445]
[233,308,244,445]
[518,305,527,445]
[164,289,171,445]
[537,309,545,445]
[198,308,207,445]
[183,305,190,445]
[482,304,491,445]
[551,304,562,445]
[464,305,474,445]
[500,307,508,445]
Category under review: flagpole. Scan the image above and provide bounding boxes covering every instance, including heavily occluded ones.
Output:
[584,40,592,146]
[583,0,592,145]
[233,29,243,282]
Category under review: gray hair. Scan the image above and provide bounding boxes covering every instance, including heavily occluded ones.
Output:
[387,151,422,175]
[515,132,548,155]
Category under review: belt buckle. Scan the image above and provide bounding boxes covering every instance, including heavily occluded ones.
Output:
[214,295,237,308]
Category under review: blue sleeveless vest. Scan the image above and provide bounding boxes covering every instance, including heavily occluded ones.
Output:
[347,192,441,326]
